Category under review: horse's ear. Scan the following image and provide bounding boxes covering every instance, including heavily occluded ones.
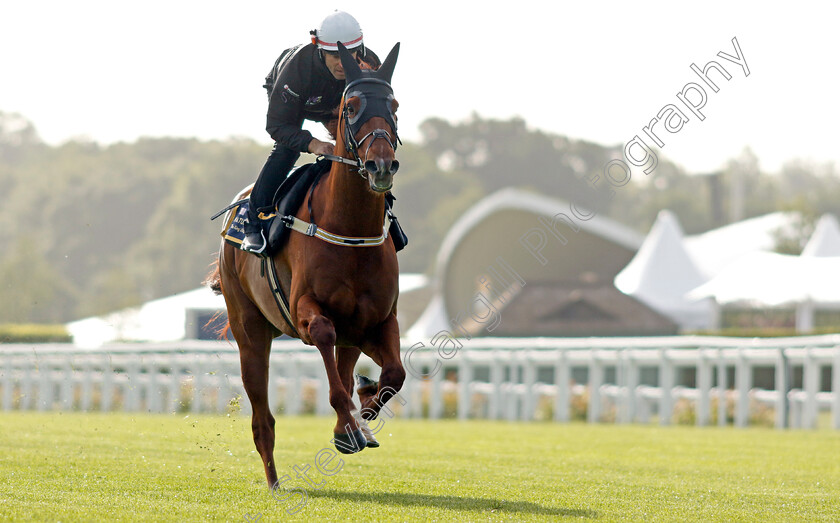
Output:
[337,41,362,84]
[375,42,400,84]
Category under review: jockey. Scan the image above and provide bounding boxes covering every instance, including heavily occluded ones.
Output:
[242,10,381,254]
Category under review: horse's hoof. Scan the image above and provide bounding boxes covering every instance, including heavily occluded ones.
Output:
[356,374,379,397]
[356,373,378,388]
[360,423,380,448]
[333,429,367,454]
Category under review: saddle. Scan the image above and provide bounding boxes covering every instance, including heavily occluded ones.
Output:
[265,160,331,254]
[221,159,408,256]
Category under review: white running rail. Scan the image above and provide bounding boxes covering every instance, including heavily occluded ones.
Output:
[1,335,838,429]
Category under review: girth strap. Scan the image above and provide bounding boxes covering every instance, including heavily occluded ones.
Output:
[261,257,300,338]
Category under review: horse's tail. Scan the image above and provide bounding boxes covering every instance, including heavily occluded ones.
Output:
[205,310,231,341]
[202,256,231,340]
[204,257,222,295]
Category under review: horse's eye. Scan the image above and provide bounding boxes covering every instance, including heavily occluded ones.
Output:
[347,106,355,116]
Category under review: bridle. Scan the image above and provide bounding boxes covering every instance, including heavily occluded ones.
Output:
[319,77,400,179]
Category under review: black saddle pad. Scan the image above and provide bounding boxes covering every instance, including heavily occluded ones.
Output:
[265,159,330,254]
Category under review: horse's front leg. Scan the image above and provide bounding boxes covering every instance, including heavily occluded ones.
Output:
[359,314,406,421]
[296,296,366,454]
[337,346,382,447]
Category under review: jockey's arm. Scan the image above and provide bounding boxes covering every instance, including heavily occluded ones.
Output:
[266,62,315,152]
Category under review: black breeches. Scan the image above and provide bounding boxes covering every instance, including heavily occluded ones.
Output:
[250,143,301,213]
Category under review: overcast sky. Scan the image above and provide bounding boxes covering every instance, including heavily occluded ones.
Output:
[2,1,838,174]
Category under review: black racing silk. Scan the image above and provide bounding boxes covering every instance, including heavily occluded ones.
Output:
[264,44,381,152]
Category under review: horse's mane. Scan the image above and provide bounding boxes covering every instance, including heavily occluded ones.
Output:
[324,118,339,140]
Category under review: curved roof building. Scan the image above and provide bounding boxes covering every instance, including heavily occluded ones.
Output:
[408,188,678,339]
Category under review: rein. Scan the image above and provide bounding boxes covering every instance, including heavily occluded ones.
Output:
[317,153,360,169]
[317,127,399,180]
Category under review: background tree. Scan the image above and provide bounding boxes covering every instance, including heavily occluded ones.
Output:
[1,111,837,323]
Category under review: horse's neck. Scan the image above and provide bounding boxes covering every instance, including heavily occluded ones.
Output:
[318,157,385,236]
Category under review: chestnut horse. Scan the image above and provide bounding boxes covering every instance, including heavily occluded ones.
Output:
[208,42,405,488]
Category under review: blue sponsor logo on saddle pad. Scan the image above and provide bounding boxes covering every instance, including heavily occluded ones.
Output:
[222,204,249,245]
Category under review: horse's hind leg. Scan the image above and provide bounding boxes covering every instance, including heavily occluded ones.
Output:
[234,320,278,487]
[336,346,361,398]
[337,346,380,447]
[221,258,279,487]
[359,314,406,421]
[296,296,366,454]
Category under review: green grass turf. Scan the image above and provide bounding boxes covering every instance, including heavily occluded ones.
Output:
[0,412,838,522]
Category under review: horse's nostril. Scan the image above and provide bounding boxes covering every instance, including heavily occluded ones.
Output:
[390,160,399,174]
[364,160,378,174]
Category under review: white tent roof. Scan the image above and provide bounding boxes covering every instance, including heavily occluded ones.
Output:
[66,287,226,348]
[67,274,428,347]
[398,273,430,294]
[614,210,715,329]
[802,214,840,257]
[688,251,840,306]
[405,294,450,342]
[684,212,798,278]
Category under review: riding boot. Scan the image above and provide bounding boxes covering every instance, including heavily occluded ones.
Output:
[241,204,268,256]
[240,143,300,256]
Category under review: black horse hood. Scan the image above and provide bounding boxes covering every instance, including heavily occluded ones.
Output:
[338,42,400,137]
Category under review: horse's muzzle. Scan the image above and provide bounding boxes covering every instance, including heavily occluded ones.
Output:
[365,158,399,193]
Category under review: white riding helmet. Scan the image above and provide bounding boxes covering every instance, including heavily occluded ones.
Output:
[310,10,364,52]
